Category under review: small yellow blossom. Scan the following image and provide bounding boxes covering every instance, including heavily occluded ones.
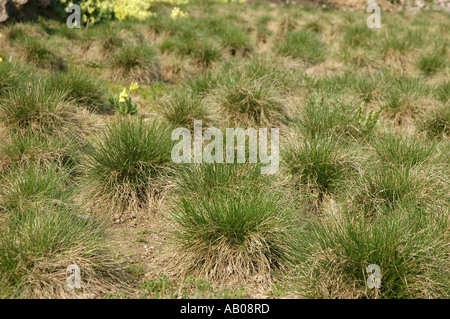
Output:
[129,82,139,91]
[0,57,3,63]
[119,88,129,102]
[170,7,188,19]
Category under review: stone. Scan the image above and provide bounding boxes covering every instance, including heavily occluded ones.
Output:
[0,0,52,23]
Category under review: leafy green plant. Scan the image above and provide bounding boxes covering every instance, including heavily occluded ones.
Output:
[355,102,385,136]
[109,82,139,115]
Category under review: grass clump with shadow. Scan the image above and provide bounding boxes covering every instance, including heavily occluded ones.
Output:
[0,80,76,135]
[278,30,325,64]
[109,42,162,83]
[0,163,127,298]
[294,202,449,298]
[168,163,297,285]
[80,117,173,212]
[47,70,109,113]
[283,135,351,196]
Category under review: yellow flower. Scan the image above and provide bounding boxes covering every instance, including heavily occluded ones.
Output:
[129,82,139,91]
[0,57,2,63]
[119,88,129,102]
[170,7,188,19]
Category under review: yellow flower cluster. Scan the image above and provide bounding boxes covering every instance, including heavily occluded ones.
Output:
[113,0,153,22]
[119,82,139,103]
[58,0,195,24]
[158,0,189,4]
[170,7,189,19]
[215,0,245,2]
[63,0,154,24]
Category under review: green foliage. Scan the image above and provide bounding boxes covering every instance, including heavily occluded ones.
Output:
[109,42,161,83]
[297,203,449,298]
[161,91,210,127]
[295,94,358,138]
[48,70,108,113]
[417,52,445,75]
[0,80,74,134]
[170,163,295,281]
[80,117,173,209]
[418,104,450,138]
[283,136,349,194]
[18,37,67,72]
[370,134,435,169]
[278,30,325,63]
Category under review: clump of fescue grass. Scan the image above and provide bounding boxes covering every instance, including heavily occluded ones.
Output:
[380,31,416,56]
[1,130,80,170]
[0,61,34,98]
[193,41,222,67]
[159,35,197,57]
[352,163,445,215]
[92,25,125,56]
[159,35,221,67]
[0,162,71,213]
[216,24,253,56]
[0,80,76,135]
[370,133,436,169]
[0,161,128,298]
[278,15,299,34]
[17,37,67,72]
[435,81,449,103]
[47,70,109,113]
[212,67,289,126]
[418,104,450,139]
[80,117,173,213]
[255,15,273,43]
[108,42,162,83]
[219,79,286,126]
[5,24,26,42]
[294,94,359,139]
[0,203,125,298]
[417,52,445,75]
[349,72,387,103]
[342,24,374,48]
[169,163,296,284]
[185,71,222,96]
[282,136,351,196]
[171,163,268,200]
[278,30,325,64]
[160,91,211,128]
[383,76,429,121]
[295,202,449,298]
